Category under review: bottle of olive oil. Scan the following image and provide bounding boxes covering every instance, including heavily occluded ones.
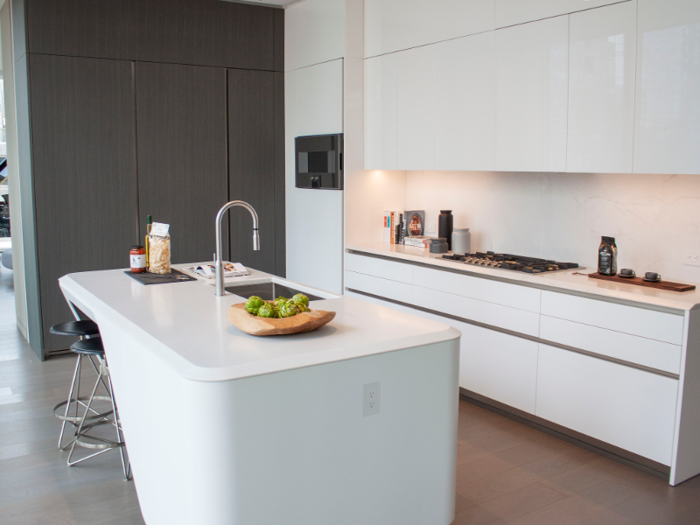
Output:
[145,215,153,270]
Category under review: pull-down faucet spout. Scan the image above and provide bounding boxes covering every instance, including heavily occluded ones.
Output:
[214,201,260,296]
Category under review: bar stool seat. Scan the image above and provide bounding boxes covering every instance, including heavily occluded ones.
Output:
[70,337,106,355]
[50,320,99,337]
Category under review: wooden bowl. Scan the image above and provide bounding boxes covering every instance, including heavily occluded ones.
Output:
[227,303,336,336]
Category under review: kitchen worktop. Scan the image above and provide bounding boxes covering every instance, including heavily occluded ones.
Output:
[346,242,700,312]
[59,264,459,382]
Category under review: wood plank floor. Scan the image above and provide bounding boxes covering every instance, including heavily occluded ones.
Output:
[1,265,699,524]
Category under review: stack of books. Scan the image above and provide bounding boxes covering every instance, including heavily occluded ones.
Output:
[383,211,405,244]
[403,236,443,248]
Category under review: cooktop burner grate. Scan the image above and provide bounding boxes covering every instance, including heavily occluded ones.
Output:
[441,251,580,274]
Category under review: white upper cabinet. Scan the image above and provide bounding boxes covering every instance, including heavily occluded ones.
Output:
[495,16,569,172]
[397,45,435,171]
[434,33,496,171]
[634,0,700,175]
[285,0,346,71]
[495,0,628,29]
[567,1,637,173]
[364,53,398,170]
[365,0,495,57]
[294,60,344,137]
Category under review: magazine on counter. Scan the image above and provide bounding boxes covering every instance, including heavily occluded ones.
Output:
[183,262,250,279]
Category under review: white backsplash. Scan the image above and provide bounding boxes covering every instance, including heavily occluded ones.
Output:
[405,171,700,283]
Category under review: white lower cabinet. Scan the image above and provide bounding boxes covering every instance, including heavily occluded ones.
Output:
[460,323,538,414]
[344,286,538,414]
[536,344,679,466]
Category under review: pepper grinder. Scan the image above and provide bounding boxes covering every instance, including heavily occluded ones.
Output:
[438,210,454,250]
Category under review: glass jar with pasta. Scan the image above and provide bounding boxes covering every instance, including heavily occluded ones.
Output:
[147,222,171,274]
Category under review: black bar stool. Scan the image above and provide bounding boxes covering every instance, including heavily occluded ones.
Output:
[51,320,108,450]
[66,337,130,481]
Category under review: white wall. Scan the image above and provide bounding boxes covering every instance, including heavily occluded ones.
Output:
[404,170,700,283]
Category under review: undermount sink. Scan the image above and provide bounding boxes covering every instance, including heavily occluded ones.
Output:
[225,281,325,302]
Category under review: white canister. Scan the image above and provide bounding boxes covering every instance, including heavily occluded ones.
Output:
[451,228,471,255]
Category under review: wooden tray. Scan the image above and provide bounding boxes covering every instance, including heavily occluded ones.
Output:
[588,272,696,292]
[227,303,336,336]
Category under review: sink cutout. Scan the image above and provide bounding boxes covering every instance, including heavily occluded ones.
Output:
[225,282,324,302]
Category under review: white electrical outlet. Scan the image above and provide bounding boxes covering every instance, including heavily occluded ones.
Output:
[363,382,381,417]
[425,223,436,234]
[684,254,700,267]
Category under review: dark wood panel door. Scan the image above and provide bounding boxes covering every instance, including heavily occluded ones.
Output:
[228,69,284,275]
[135,62,228,265]
[26,0,279,71]
[29,55,138,351]
[273,72,286,277]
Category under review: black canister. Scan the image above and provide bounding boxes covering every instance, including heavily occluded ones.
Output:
[438,210,454,250]
[598,236,618,276]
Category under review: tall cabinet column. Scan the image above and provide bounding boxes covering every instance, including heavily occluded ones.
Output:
[135,62,228,264]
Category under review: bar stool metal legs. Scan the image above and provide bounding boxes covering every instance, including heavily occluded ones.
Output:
[53,353,113,450]
[50,320,106,451]
[67,350,131,481]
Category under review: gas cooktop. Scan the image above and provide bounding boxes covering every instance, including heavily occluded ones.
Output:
[442,252,580,274]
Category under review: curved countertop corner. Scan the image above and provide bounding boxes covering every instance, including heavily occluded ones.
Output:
[346,242,700,312]
[59,265,461,383]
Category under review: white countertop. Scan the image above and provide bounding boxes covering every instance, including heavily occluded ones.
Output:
[346,242,700,312]
[59,265,460,382]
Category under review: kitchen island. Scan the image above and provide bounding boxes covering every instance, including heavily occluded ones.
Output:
[59,266,461,525]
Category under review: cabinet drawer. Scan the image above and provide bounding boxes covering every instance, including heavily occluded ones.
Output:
[536,344,678,466]
[461,323,538,414]
[344,289,536,406]
[344,271,413,304]
[541,291,684,345]
[540,315,682,375]
[414,266,541,312]
[345,253,413,284]
[413,286,540,337]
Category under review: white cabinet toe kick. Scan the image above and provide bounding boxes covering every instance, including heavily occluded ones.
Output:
[345,249,700,486]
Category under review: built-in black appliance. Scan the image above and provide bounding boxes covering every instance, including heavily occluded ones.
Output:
[295,134,343,190]
[442,251,580,274]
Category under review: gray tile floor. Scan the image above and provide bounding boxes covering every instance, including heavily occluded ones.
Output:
[1,265,699,524]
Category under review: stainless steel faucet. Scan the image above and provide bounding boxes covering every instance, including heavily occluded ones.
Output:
[214,201,260,296]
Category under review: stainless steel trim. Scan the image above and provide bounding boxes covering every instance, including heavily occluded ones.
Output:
[346,287,681,380]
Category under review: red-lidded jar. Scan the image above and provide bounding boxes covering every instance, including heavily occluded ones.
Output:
[130,245,147,273]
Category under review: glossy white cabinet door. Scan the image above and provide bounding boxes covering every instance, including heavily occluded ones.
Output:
[365,0,495,57]
[567,1,637,173]
[284,0,345,71]
[495,16,569,172]
[294,60,344,136]
[536,344,678,465]
[434,32,496,171]
[364,53,398,170]
[343,289,537,412]
[495,0,627,29]
[634,0,700,175]
[461,323,539,413]
[397,45,435,171]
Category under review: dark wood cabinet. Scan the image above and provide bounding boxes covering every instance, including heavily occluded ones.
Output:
[135,62,228,265]
[228,69,285,276]
[29,55,138,351]
[25,0,279,71]
[16,0,284,357]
